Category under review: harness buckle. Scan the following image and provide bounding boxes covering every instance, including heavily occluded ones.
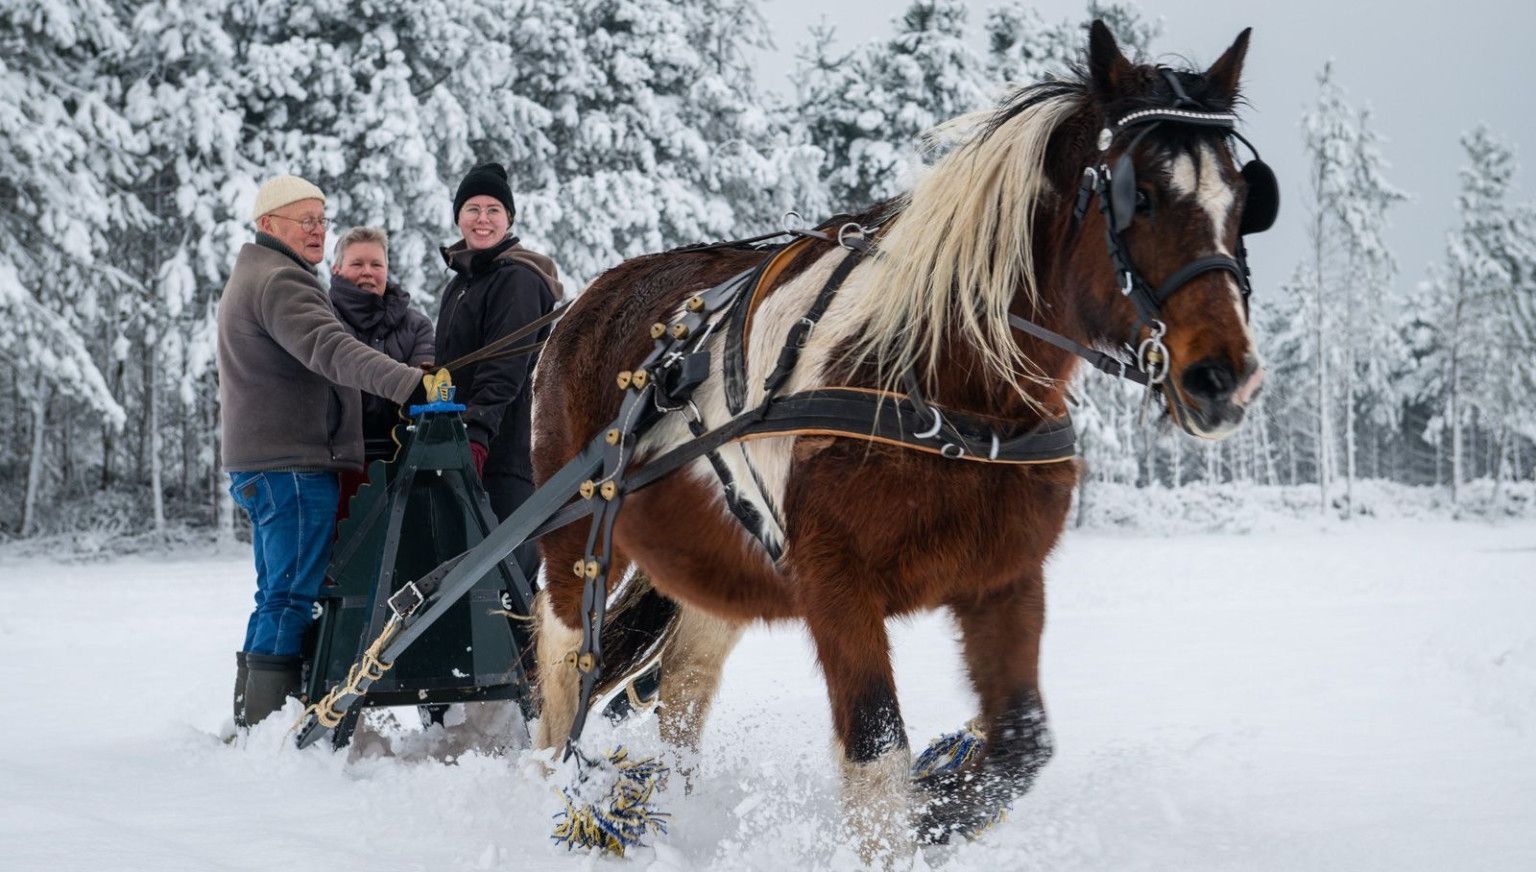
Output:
[387,581,424,620]
[794,316,816,347]
[941,443,966,460]
[1119,270,1135,296]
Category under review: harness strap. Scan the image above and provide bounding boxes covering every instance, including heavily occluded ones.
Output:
[1148,255,1245,309]
[724,236,822,414]
[685,414,781,562]
[1007,313,1150,386]
[526,387,1077,546]
[763,244,867,399]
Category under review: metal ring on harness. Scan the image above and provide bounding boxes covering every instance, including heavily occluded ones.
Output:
[941,442,965,459]
[837,222,866,250]
[1136,320,1171,386]
[782,210,805,233]
[915,407,944,439]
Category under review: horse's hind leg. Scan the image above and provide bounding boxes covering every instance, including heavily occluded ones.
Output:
[654,603,742,786]
[916,570,1053,843]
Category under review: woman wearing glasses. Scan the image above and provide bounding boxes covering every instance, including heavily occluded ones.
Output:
[434,162,563,583]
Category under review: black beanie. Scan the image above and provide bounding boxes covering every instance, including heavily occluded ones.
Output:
[452,162,515,223]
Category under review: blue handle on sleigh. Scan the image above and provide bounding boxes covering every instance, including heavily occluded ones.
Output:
[409,384,465,417]
[408,400,467,416]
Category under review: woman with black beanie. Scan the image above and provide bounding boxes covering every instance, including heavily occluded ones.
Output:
[435,162,563,583]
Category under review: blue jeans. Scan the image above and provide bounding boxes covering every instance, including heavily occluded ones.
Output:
[229,471,339,657]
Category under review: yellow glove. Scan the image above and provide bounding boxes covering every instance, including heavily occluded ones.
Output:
[422,367,453,403]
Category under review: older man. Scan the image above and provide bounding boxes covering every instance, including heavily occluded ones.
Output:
[218,175,439,729]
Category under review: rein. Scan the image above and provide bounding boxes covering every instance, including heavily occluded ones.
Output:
[438,300,571,371]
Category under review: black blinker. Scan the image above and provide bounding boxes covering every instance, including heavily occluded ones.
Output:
[1239,158,1279,235]
[1111,152,1139,233]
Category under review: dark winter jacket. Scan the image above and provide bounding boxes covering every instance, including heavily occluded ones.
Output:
[434,235,562,480]
[329,276,435,462]
[216,233,423,472]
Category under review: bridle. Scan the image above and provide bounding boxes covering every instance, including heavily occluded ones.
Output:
[1072,72,1278,387]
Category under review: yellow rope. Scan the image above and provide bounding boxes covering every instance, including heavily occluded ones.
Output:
[293,617,401,733]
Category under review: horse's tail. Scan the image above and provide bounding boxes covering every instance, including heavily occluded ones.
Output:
[590,570,679,704]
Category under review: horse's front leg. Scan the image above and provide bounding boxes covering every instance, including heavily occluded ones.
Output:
[916,570,1054,843]
[531,587,584,753]
[802,581,915,868]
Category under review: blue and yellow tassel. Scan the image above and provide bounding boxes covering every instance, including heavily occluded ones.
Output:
[551,746,670,856]
[912,724,986,779]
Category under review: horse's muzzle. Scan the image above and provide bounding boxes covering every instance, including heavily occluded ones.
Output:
[1177,355,1263,438]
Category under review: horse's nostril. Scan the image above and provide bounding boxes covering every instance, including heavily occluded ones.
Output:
[1181,359,1236,401]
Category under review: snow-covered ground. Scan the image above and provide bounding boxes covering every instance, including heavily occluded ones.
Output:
[2,519,1533,871]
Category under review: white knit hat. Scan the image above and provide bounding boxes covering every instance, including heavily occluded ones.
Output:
[251,174,326,221]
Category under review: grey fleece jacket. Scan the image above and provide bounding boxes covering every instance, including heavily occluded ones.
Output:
[217,234,423,472]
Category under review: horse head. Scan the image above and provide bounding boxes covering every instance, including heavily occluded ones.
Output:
[853,22,1272,441]
[1060,21,1271,439]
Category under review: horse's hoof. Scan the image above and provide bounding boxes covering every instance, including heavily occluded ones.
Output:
[913,801,1004,845]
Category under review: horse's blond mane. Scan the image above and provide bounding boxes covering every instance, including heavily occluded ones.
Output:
[845,88,1083,397]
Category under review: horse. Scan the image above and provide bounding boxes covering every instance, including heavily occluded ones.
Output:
[528,20,1269,864]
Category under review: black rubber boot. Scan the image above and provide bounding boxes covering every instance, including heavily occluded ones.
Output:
[233,651,250,727]
[602,661,662,723]
[241,653,304,728]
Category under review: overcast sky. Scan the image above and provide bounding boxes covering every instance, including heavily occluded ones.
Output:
[750,0,1536,295]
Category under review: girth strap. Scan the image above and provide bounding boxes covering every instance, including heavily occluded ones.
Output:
[528,387,1078,544]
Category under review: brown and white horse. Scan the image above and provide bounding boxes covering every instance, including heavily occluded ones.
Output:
[530,21,1265,863]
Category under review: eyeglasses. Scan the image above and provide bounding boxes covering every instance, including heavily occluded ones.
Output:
[270,214,330,233]
[461,205,506,220]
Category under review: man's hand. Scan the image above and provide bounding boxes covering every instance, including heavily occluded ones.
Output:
[404,367,453,410]
[422,367,453,402]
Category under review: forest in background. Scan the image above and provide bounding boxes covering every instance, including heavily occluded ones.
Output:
[4,0,1534,542]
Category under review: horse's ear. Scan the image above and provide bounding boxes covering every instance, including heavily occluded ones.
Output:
[1088,19,1134,98]
[1204,28,1252,102]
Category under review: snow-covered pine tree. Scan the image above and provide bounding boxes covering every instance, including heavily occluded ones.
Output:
[1453,128,1529,500]
[1405,126,1521,504]
[115,0,259,531]
[1334,107,1408,513]
[1257,264,1318,487]
[793,0,986,210]
[1498,201,1536,486]
[499,0,823,285]
[985,1,1160,86]
[0,0,137,535]
[1296,61,1357,512]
